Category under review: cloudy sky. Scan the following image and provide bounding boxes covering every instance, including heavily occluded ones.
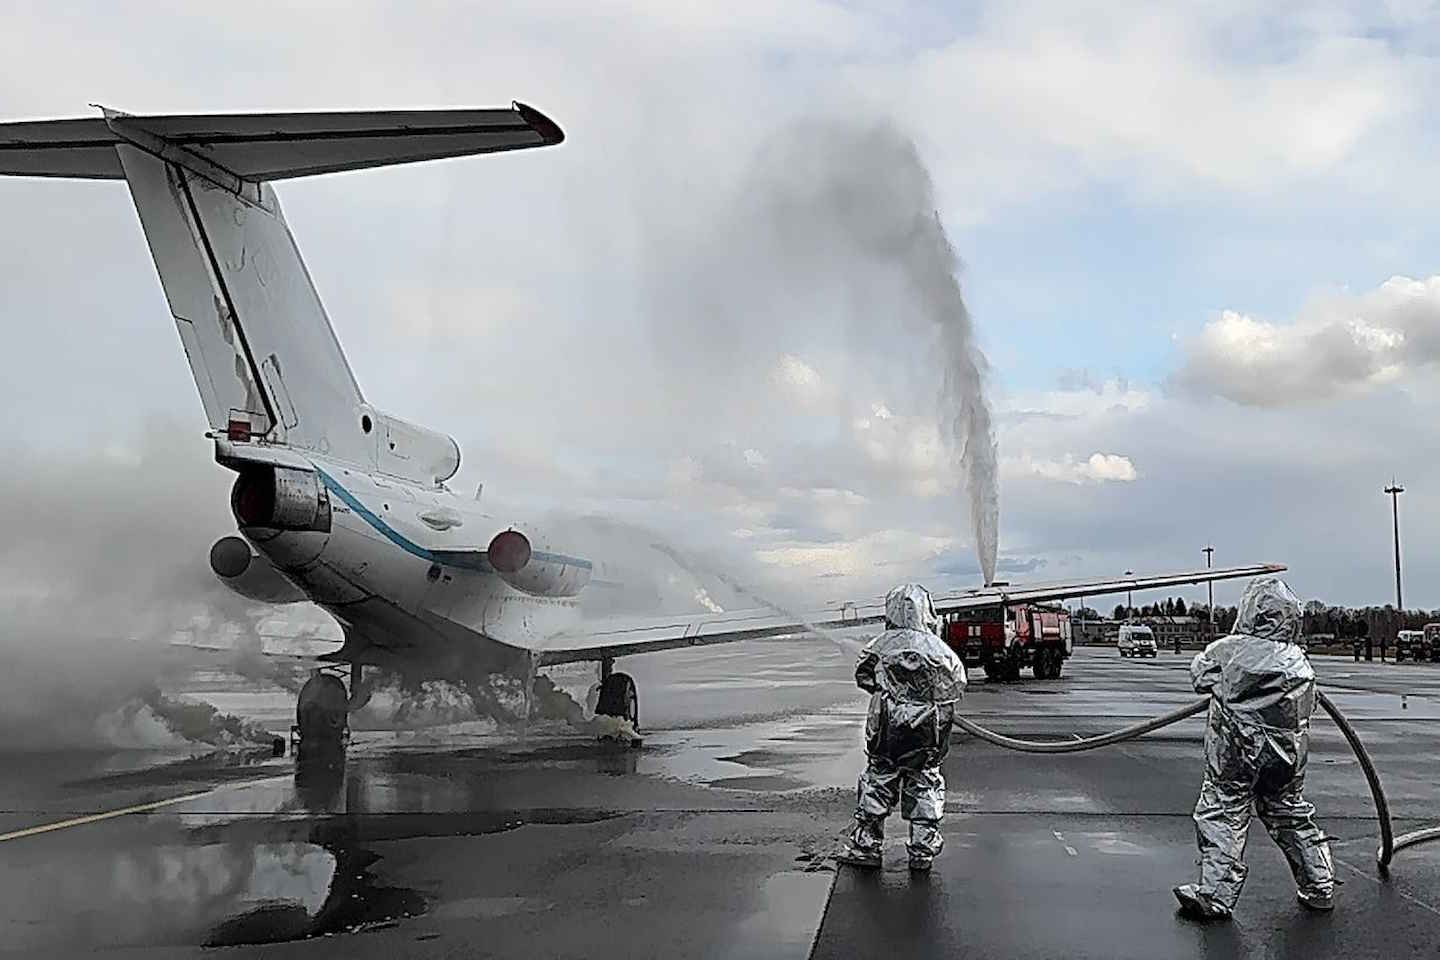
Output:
[3,1,1440,615]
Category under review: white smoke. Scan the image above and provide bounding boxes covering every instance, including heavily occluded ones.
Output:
[0,420,287,751]
[94,701,191,750]
[352,671,588,731]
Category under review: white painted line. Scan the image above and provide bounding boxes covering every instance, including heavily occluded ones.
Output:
[0,790,212,843]
[1335,856,1440,918]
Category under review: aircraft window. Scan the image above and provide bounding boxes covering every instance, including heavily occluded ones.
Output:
[361,414,372,434]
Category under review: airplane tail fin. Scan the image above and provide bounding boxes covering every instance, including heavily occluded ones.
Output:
[0,104,562,482]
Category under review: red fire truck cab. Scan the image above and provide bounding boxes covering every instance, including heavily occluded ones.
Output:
[940,603,1073,681]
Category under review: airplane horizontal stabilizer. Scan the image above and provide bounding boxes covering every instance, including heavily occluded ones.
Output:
[0,103,562,182]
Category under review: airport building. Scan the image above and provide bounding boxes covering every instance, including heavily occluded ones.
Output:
[1140,615,1208,648]
[1074,615,1212,648]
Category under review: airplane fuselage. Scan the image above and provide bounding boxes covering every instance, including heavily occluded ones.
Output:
[228,444,592,680]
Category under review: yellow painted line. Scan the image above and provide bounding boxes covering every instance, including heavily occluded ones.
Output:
[0,790,213,843]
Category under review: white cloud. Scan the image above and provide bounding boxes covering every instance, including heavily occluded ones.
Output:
[863,2,1435,221]
[1008,378,1154,420]
[666,456,703,489]
[774,354,824,401]
[743,448,768,468]
[754,528,953,581]
[693,588,725,613]
[1006,452,1138,485]
[1174,275,1440,405]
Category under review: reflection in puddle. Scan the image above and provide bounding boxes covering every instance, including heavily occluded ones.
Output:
[4,841,340,951]
[4,832,429,951]
[5,756,430,952]
[720,870,835,959]
[295,741,347,812]
[206,843,425,946]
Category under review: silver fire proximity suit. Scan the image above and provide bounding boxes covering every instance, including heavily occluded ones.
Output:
[1174,577,1335,919]
[839,584,966,869]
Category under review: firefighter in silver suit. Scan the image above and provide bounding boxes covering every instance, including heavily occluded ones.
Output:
[1174,576,1335,919]
[838,583,966,871]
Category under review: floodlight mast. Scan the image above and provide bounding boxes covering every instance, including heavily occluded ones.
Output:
[1202,545,1215,631]
[1385,483,1405,612]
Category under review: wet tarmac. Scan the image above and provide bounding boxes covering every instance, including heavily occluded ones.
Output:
[3,641,1440,957]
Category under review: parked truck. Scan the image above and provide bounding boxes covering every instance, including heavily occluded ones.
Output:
[1396,629,1425,662]
[1400,623,1440,663]
[941,603,1073,681]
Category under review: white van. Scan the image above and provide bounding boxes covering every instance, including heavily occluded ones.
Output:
[1117,624,1158,658]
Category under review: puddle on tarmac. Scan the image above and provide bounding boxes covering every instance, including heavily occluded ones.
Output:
[5,749,627,952]
[717,870,835,959]
[637,705,867,792]
[2,837,423,951]
[710,774,811,791]
[1088,832,1151,856]
[205,843,426,946]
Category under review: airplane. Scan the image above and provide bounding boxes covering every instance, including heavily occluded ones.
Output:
[0,102,1284,745]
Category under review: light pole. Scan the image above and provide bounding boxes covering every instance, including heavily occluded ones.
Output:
[1125,569,1134,617]
[1202,545,1214,634]
[1385,483,1404,613]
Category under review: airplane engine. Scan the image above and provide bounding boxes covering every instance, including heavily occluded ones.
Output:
[230,465,332,533]
[369,409,461,485]
[209,535,308,603]
[487,529,591,598]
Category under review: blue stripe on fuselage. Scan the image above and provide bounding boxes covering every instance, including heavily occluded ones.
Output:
[315,467,593,572]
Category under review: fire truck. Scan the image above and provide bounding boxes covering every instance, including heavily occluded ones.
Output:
[940,603,1074,680]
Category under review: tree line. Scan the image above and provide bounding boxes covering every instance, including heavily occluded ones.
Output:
[1296,601,1440,640]
[1078,597,1440,640]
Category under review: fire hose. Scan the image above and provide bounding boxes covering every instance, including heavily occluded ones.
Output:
[953,689,1435,870]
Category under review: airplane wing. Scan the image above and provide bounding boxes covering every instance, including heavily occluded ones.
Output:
[531,603,887,667]
[929,562,1287,612]
[530,562,1285,666]
[170,640,342,663]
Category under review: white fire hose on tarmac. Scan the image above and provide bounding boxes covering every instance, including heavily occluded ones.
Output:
[954,689,1438,872]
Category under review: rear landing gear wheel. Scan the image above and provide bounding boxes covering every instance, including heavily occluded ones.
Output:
[293,671,349,751]
[597,671,639,728]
